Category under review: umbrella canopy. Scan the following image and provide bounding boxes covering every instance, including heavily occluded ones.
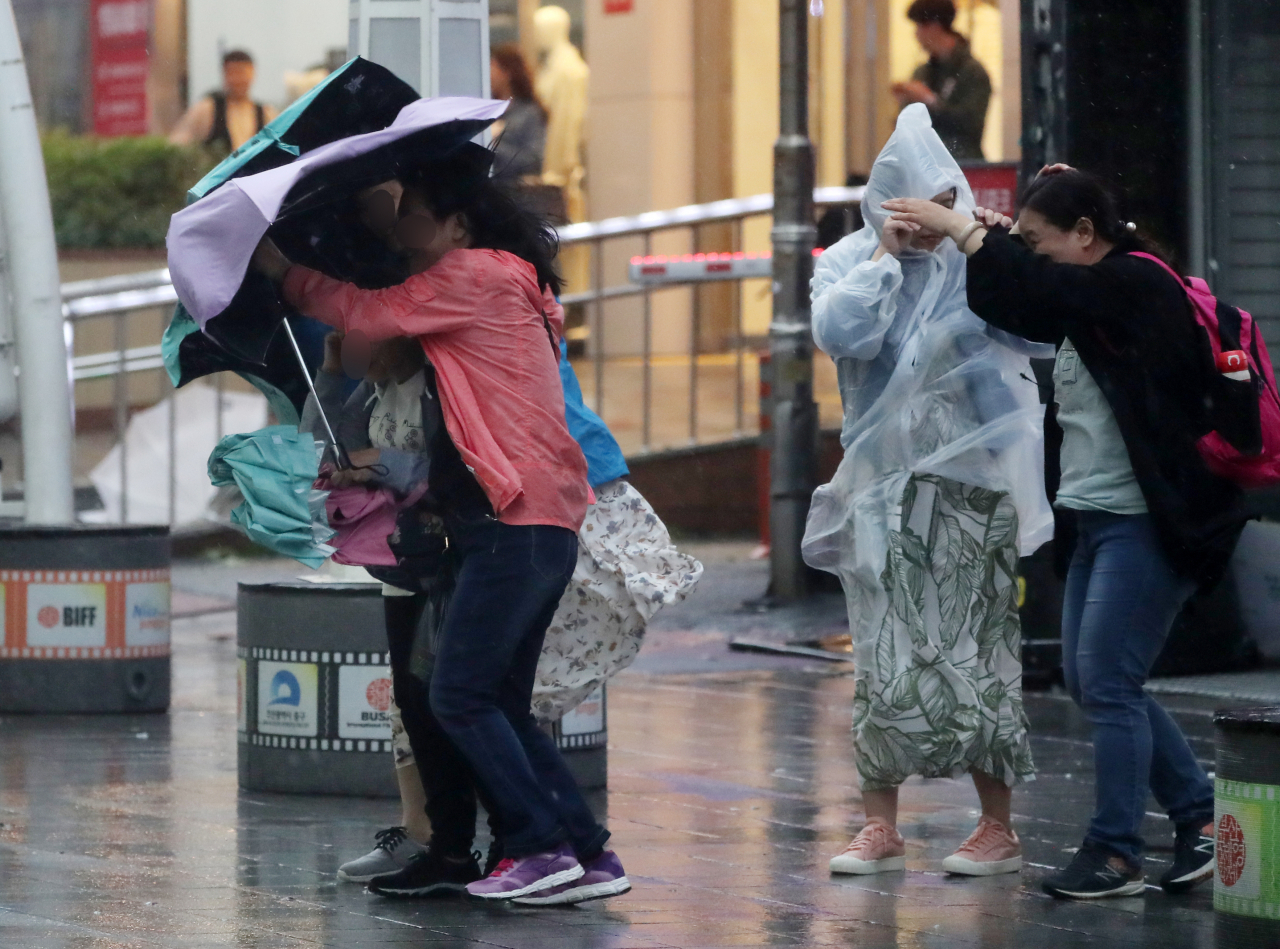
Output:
[167,96,507,343]
[208,426,336,568]
[163,57,423,420]
[189,57,419,201]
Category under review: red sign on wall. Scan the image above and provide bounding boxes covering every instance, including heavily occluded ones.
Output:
[90,0,151,136]
[605,0,634,13]
[962,162,1019,219]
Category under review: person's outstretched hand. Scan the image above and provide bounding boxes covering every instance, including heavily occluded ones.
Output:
[973,206,1014,229]
[890,79,937,107]
[252,236,291,284]
[881,197,968,238]
[878,218,920,258]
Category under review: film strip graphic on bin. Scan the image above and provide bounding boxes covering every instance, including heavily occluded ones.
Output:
[553,686,607,750]
[0,569,170,660]
[237,646,395,754]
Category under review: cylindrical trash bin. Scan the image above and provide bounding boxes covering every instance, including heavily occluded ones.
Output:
[1213,707,1280,948]
[0,525,171,712]
[238,581,397,797]
[551,686,607,791]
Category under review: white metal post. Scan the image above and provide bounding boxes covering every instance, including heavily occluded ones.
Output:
[347,0,491,99]
[0,197,18,423]
[0,0,74,523]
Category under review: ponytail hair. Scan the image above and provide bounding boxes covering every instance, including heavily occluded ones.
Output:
[1019,169,1175,268]
[401,144,563,296]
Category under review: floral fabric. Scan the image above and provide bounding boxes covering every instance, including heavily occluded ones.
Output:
[532,478,703,720]
[851,474,1035,791]
[367,368,427,453]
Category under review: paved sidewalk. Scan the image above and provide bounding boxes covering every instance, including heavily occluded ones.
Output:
[0,550,1246,948]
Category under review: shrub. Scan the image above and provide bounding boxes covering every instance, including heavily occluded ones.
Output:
[42,132,218,249]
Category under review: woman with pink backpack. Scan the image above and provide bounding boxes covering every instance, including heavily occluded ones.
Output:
[885,167,1260,900]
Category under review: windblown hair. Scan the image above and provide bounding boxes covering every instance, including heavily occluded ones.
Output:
[1019,169,1173,267]
[402,146,563,296]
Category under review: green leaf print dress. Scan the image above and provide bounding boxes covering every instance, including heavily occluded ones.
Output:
[802,105,1055,791]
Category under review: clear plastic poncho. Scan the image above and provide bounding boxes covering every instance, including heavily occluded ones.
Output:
[802,105,1054,589]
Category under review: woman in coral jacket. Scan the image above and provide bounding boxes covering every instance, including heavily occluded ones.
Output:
[252,146,619,903]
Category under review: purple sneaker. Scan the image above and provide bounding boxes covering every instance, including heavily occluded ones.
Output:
[465,843,583,900]
[512,851,630,905]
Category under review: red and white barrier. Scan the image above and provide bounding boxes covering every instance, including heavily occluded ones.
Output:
[629,248,825,285]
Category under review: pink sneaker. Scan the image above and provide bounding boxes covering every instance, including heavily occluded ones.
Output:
[829,818,906,874]
[512,850,630,905]
[465,843,583,900]
[941,816,1022,876]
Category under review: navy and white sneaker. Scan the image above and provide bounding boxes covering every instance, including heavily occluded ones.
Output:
[1041,843,1145,900]
[1160,822,1215,894]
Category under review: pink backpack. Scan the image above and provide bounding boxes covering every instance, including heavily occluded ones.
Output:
[1132,252,1280,488]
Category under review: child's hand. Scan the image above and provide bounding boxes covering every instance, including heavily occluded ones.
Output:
[328,467,374,488]
[322,332,345,375]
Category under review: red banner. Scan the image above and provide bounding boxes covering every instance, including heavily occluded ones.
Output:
[90,0,151,136]
[961,162,1019,219]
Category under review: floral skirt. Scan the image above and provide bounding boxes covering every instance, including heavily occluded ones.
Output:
[531,478,704,720]
[389,478,703,765]
[850,475,1035,791]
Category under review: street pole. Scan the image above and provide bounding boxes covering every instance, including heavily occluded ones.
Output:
[0,0,74,523]
[768,0,819,601]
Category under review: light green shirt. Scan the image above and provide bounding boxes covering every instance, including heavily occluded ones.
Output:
[1053,338,1148,515]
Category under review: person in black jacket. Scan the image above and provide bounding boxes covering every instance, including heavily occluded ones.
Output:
[883,168,1248,901]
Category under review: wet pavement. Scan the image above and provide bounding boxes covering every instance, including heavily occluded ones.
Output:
[0,546,1253,948]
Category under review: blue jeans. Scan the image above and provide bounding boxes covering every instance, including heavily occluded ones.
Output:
[428,515,609,860]
[1061,511,1215,865]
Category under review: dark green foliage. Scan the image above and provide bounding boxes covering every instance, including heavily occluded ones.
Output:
[42,133,217,248]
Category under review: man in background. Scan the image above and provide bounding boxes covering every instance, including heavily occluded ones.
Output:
[892,0,991,161]
[169,50,277,154]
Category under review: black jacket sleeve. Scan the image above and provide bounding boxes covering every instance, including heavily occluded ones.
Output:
[965,229,1160,348]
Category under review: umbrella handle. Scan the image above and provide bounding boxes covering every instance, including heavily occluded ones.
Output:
[282,318,350,469]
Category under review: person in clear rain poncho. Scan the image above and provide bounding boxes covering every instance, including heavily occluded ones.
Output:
[803,105,1054,878]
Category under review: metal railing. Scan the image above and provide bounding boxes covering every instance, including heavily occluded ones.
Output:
[555,185,860,452]
[53,186,863,526]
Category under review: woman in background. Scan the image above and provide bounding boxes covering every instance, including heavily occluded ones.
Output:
[490,44,547,183]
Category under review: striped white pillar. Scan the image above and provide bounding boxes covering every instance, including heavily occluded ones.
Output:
[348,0,491,99]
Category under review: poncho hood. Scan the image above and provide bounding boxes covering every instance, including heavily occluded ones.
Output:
[862,104,975,243]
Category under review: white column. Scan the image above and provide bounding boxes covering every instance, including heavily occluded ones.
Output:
[0,0,74,523]
[348,0,491,98]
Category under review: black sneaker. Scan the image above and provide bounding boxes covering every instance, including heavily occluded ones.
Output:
[1041,843,1146,900]
[1160,822,1215,894]
[366,848,482,898]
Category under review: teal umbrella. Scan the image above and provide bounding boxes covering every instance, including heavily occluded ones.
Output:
[208,426,336,568]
